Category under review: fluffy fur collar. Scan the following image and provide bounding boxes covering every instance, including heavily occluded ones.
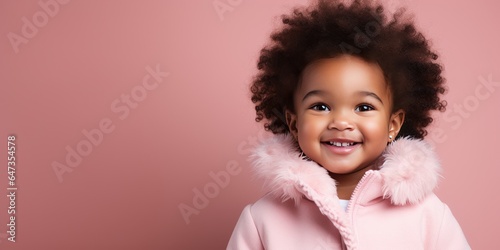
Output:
[251,134,441,206]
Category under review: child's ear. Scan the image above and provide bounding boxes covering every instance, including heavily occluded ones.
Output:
[285,109,298,140]
[388,109,405,142]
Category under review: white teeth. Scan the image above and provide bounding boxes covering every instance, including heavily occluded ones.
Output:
[328,141,355,147]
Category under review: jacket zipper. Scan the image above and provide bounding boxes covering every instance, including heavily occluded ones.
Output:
[346,170,374,214]
[339,170,374,250]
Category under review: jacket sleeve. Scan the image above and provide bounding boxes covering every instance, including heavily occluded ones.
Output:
[433,204,471,250]
[227,204,264,250]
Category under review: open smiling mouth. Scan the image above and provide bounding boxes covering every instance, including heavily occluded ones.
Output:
[323,141,360,147]
[322,141,361,155]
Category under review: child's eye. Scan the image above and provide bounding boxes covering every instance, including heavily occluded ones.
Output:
[355,104,374,112]
[310,103,330,111]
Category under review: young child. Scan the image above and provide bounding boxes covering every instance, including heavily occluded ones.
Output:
[227,0,470,249]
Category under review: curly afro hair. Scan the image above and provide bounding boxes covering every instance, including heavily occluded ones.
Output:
[250,0,446,139]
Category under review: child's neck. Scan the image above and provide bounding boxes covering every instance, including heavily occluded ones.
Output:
[329,163,378,200]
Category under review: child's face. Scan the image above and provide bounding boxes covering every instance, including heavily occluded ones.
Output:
[286,55,404,176]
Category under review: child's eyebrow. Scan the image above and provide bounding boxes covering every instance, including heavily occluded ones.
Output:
[302,90,384,104]
[357,91,384,104]
[302,89,325,102]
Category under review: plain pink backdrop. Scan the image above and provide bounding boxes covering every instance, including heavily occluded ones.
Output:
[1,0,498,249]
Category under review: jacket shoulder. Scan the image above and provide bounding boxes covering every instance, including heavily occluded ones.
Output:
[417,193,470,249]
[249,193,304,223]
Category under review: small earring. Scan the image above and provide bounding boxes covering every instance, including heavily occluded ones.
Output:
[389,135,393,140]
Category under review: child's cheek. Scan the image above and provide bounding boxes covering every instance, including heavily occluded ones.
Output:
[299,114,327,137]
[361,117,389,141]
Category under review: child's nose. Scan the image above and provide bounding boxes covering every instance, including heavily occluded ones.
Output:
[327,111,354,131]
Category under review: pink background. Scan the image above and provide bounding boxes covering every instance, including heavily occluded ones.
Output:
[1,0,498,249]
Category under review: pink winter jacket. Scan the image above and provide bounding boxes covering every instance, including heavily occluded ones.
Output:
[227,135,470,250]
